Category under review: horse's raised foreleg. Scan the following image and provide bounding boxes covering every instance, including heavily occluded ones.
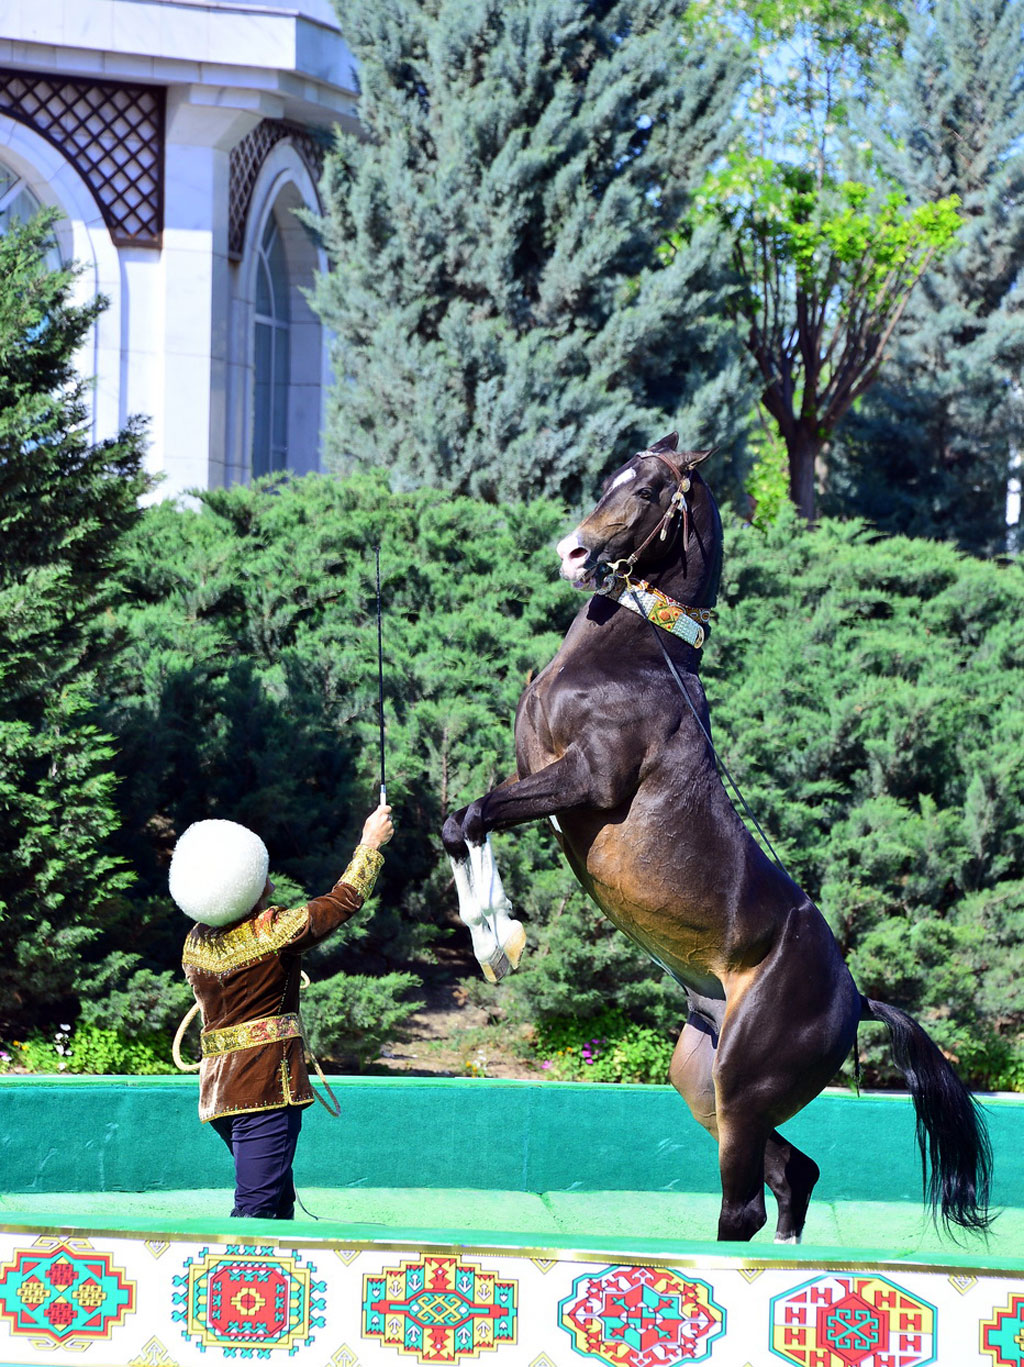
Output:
[449,834,526,983]
[442,746,615,982]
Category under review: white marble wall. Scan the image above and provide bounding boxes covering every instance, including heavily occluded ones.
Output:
[0,0,358,497]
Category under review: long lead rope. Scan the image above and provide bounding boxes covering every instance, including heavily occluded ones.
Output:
[627,584,795,883]
[625,583,878,1084]
[622,584,880,1074]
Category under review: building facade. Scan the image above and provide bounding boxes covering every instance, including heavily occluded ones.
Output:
[0,0,357,499]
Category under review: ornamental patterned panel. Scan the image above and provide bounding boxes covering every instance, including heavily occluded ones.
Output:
[0,1235,136,1350]
[0,1224,1022,1366]
[362,1254,518,1361]
[0,68,164,245]
[558,1264,726,1366]
[769,1273,937,1367]
[171,1243,324,1356]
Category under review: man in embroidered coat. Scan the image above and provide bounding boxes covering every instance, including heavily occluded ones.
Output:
[171,803,393,1218]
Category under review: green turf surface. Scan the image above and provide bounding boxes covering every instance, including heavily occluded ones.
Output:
[2,1187,1020,1262]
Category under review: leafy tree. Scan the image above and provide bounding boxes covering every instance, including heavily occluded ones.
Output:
[675,161,960,520]
[312,0,751,504]
[0,211,149,1031]
[827,0,1024,554]
[679,1,963,522]
[685,0,906,169]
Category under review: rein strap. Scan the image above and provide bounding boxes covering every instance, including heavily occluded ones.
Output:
[600,576,710,649]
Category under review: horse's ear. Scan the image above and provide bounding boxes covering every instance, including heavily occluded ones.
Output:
[647,432,679,454]
[681,447,717,470]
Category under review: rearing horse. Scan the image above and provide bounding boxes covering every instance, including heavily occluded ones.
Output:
[441,433,992,1244]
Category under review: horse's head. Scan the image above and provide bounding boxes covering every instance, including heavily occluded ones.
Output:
[557,433,722,605]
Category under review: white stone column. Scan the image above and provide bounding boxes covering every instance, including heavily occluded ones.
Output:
[155,90,265,500]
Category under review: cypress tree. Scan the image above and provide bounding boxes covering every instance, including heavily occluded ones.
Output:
[0,212,150,1029]
[828,0,1024,553]
[313,0,750,504]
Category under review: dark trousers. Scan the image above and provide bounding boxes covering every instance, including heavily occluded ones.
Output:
[211,1106,303,1218]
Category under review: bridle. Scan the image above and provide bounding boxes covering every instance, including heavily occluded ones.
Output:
[598,449,703,584]
[591,447,715,650]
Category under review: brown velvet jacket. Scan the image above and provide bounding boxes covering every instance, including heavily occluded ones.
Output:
[182,845,384,1123]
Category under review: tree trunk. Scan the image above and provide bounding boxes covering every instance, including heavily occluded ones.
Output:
[786,424,821,522]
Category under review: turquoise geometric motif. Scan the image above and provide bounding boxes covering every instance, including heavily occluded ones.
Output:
[0,1240,135,1346]
[982,1293,1024,1366]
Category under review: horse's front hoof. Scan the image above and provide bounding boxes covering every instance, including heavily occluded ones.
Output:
[480,948,512,984]
[477,919,526,981]
[501,918,527,970]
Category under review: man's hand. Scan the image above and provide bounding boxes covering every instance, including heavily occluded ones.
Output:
[361,803,394,849]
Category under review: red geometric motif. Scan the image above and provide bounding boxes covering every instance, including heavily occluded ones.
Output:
[558,1264,726,1367]
[815,1290,881,1366]
[207,1262,291,1339]
[47,1259,76,1288]
[770,1274,937,1367]
[46,1300,75,1328]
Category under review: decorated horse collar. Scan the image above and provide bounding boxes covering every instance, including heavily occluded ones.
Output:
[597,574,711,649]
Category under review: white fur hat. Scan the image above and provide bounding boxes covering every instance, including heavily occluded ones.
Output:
[169,819,269,927]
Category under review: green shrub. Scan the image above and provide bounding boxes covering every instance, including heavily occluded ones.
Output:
[533,1009,676,1084]
[301,970,423,1070]
[74,957,192,1037]
[10,1023,176,1075]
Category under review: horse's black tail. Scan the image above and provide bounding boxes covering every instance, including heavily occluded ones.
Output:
[862,996,993,1237]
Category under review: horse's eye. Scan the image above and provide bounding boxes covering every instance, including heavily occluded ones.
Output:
[636,487,656,502]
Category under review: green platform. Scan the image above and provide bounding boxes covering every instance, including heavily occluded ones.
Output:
[2,1076,1022,1265]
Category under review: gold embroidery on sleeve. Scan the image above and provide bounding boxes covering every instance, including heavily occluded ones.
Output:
[339,844,384,900]
[183,903,308,974]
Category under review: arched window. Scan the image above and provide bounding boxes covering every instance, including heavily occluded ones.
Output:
[0,157,62,268]
[252,214,290,478]
[228,140,327,487]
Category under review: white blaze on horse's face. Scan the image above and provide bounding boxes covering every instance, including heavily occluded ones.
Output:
[557,464,642,587]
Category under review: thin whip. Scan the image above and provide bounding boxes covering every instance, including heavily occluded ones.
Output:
[375,545,387,806]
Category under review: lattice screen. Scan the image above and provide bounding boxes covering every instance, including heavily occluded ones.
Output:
[229,119,326,259]
[0,68,164,247]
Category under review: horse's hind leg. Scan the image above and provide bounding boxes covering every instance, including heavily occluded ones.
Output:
[764,1131,820,1244]
[670,1018,768,1239]
[670,1015,819,1243]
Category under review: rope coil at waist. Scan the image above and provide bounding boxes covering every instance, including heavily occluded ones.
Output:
[200,1012,303,1058]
